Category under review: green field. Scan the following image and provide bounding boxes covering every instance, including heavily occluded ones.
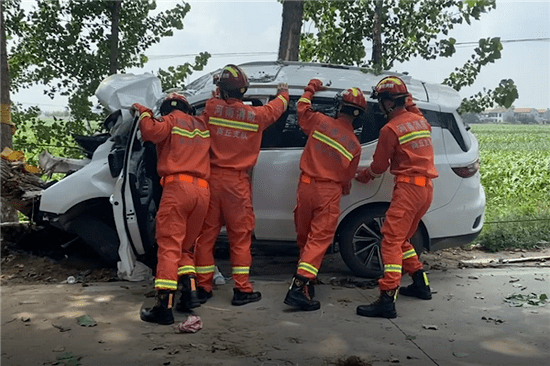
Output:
[470,124,550,251]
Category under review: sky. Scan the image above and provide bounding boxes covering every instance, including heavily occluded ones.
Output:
[12,0,550,112]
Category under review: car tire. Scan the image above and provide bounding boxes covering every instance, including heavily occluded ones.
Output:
[69,214,120,266]
[339,205,426,278]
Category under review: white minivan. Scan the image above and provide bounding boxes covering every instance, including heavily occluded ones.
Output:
[37,61,485,279]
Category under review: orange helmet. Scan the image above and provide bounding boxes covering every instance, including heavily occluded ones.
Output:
[337,87,367,116]
[371,76,409,101]
[216,64,249,94]
[160,92,191,116]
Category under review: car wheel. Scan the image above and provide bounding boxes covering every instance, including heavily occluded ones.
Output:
[339,206,426,278]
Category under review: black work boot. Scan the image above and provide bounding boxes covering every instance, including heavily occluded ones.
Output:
[356,290,397,319]
[197,287,212,304]
[140,290,175,325]
[175,275,201,312]
[231,288,262,306]
[399,270,432,300]
[284,274,321,311]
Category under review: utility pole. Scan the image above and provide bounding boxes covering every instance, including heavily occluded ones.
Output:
[278,0,305,61]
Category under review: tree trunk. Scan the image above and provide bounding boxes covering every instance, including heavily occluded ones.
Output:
[0,2,19,222]
[1,159,47,220]
[109,0,122,75]
[371,0,383,67]
[278,0,305,62]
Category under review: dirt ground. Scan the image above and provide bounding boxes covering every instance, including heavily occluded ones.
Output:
[2,235,548,288]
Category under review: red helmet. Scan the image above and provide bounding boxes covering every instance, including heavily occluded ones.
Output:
[372,76,409,101]
[160,92,191,116]
[337,87,367,116]
[216,64,249,94]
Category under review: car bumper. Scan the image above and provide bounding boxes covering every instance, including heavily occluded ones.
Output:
[423,176,486,251]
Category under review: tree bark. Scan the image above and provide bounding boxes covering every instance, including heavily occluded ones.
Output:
[278,0,305,61]
[1,159,47,220]
[1,2,19,222]
[371,0,383,67]
[109,0,122,75]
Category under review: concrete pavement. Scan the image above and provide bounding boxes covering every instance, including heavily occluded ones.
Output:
[2,266,549,366]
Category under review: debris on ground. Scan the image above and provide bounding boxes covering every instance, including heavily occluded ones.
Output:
[481,316,504,324]
[422,324,439,330]
[452,352,469,358]
[48,351,82,366]
[77,315,97,327]
[177,315,203,333]
[332,355,372,366]
[504,293,548,307]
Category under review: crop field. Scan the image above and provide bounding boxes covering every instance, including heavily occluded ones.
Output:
[470,124,550,251]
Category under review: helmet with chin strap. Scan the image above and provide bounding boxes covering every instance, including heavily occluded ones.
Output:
[371,76,409,101]
[160,92,192,116]
[336,87,367,117]
[216,64,249,95]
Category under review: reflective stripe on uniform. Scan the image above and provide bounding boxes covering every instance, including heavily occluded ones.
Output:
[139,111,151,120]
[196,265,216,274]
[172,126,210,139]
[209,117,259,132]
[399,130,431,144]
[177,265,196,276]
[154,278,178,290]
[402,248,418,260]
[298,262,318,276]
[384,264,402,273]
[312,130,353,161]
[298,97,311,104]
[278,94,289,110]
[232,266,250,275]
[422,272,430,286]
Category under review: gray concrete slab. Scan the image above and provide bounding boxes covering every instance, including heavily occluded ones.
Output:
[1,267,549,366]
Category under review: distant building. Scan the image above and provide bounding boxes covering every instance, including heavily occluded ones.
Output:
[478,108,549,124]
[478,108,512,123]
[537,109,550,124]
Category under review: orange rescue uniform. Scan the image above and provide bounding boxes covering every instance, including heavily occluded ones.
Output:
[294,90,362,280]
[368,103,438,291]
[138,109,211,291]
[195,93,289,292]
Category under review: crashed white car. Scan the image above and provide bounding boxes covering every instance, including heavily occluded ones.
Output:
[37,61,485,280]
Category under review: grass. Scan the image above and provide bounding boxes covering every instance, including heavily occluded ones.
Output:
[470,124,550,251]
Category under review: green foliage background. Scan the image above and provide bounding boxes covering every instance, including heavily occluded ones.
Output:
[6,0,211,161]
[471,124,550,251]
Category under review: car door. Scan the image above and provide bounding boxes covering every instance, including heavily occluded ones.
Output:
[111,114,160,262]
[252,97,386,241]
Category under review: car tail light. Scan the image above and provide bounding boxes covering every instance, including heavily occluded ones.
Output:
[452,159,480,178]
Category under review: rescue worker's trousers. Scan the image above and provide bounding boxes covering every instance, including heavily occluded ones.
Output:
[294,176,341,280]
[154,176,210,291]
[195,168,255,293]
[378,179,433,291]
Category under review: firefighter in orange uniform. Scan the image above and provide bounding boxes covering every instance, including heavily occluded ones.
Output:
[194,64,289,306]
[132,93,211,325]
[355,76,438,319]
[284,79,366,311]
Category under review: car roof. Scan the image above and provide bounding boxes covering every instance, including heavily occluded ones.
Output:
[185,61,462,110]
